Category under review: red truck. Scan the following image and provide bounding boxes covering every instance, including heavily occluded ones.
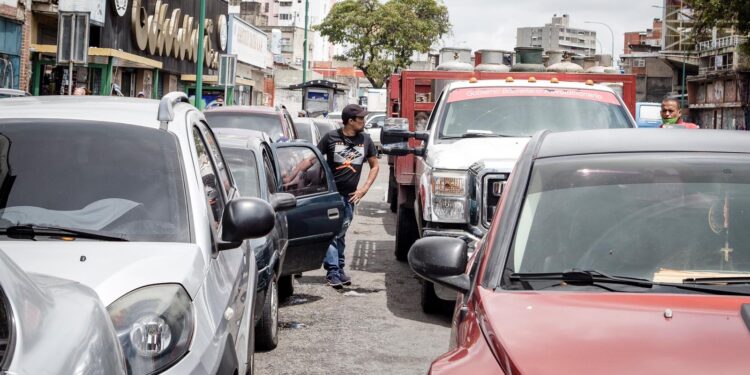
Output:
[382,66,638,312]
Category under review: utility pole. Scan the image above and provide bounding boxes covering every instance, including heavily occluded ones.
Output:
[302,0,309,84]
[196,0,206,110]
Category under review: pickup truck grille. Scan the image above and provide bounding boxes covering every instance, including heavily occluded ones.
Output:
[0,288,12,369]
[483,174,508,227]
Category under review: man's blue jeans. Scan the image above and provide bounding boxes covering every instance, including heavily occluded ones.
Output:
[323,196,354,275]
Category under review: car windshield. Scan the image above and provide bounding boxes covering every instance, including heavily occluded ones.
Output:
[294,121,313,142]
[505,153,750,287]
[222,148,261,198]
[639,105,662,121]
[0,120,189,242]
[440,87,632,138]
[206,112,285,141]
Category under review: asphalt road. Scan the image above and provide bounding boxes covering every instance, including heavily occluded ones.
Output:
[255,158,452,375]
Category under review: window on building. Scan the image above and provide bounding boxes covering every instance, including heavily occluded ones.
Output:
[280,1,292,6]
[264,3,269,12]
[634,59,646,68]
[279,13,292,20]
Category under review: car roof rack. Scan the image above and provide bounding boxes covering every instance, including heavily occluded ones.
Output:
[157,92,190,130]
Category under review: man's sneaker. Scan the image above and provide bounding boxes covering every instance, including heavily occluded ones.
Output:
[326,273,344,290]
[338,270,352,286]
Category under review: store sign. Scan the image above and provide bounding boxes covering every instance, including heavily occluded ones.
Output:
[59,0,106,26]
[230,17,268,69]
[130,0,224,69]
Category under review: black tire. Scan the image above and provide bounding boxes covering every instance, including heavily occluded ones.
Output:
[395,204,418,261]
[255,275,279,351]
[388,186,398,213]
[421,280,447,314]
[278,274,294,302]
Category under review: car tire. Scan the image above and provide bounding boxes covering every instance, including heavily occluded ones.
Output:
[278,274,294,302]
[388,186,398,213]
[395,204,418,262]
[421,280,452,314]
[255,274,279,351]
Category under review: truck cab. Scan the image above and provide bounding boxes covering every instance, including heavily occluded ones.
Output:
[382,74,638,312]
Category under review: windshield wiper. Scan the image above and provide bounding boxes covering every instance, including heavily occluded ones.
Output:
[682,276,750,285]
[452,132,521,139]
[0,224,129,241]
[510,269,654,289]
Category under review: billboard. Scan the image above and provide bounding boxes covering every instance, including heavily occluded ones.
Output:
[229,16,269,69]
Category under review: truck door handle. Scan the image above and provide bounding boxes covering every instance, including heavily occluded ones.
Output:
[328,208,340,220]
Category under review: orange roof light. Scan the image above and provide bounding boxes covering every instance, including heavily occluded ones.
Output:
[469,77,478,84]
[505,76,514,83]
[585,79,595,86]
[528,77,537,83]
[550,77,560,83]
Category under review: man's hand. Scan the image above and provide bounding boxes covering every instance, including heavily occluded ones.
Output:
[349,187,368,204]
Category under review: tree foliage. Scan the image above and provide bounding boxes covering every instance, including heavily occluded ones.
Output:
[687,0,750,52]
[315,0,450,88]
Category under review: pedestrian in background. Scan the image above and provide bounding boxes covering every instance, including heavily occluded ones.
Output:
[660,98,699,129]
[73,86,87,96]
[317,104,379,288]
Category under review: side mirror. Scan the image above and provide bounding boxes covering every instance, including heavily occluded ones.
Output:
[381,144,425,157]
[271,192,297,211]
[408,237,470,293]
[219,198,275,249]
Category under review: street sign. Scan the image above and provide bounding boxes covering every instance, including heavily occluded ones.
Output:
[57,12,90,65]
[218,54,237,87]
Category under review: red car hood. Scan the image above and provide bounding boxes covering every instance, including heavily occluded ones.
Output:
[477,288,750,374]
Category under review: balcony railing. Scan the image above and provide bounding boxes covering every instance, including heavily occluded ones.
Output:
[699,65,733,75]
[696,35,748,51]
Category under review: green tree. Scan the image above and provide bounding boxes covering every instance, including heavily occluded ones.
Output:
[315,0,450,88]
[687,0,750,53]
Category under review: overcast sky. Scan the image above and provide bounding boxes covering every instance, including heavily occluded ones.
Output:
[440,0,664,60]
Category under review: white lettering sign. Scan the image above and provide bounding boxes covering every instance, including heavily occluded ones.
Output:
[230,17,268,69]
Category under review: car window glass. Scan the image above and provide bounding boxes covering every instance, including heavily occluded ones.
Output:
[285,113,297,139]
[263,148,277,194]
[198,122,232,196]
[0,120,190,242]
[639,105,662,121]
[294,121,313,142]
[277,146,328,197]
[205,112,286,141]
[223,148,261,198]
[193,127,225,228]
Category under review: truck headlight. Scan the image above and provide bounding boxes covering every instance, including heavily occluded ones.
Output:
[108,284,194,375]
[432,173,467,196]
[430,171,469,222]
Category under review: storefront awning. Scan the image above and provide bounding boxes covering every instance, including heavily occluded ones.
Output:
[180,75,255,87]
[31,44,163,70]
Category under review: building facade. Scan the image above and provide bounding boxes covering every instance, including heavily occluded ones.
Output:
[1,0,31,91]
[516,14,596,56]
[624,18,662,55]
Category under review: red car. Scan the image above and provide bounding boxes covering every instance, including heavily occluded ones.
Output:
[410,128,750,374]
[205,105,298,142]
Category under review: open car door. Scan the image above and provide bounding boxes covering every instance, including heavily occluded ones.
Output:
[272,142,344,275]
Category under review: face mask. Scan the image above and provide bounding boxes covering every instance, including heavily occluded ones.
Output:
[663,117,679,125]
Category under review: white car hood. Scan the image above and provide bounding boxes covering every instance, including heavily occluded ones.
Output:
[427,137,530,170]
[1,241,206,305]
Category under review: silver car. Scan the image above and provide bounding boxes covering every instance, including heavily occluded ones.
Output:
[0,94,273,374]
[0,249,126,374]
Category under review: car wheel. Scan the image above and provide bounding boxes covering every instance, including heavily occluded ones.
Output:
[278,274,294,302]
[395,204,418,262]
[388,186,398,213]
[255,274,279,350]
[421,280,451,314]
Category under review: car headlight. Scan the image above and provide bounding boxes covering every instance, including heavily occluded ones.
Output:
[430,171,469,222]
[108,284,194,375]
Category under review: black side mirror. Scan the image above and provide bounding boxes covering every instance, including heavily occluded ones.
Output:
[381,144,425,157]
[219,198,275,249]
[271,192,297,211]
[408,237,470,293]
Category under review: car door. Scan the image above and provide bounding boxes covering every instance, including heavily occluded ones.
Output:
[192,118,250,349]
[272,142,343,275]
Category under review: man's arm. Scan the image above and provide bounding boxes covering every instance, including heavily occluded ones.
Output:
[348,156,379,204]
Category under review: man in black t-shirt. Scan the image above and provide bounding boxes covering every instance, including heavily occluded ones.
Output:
[315,104,379,288]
